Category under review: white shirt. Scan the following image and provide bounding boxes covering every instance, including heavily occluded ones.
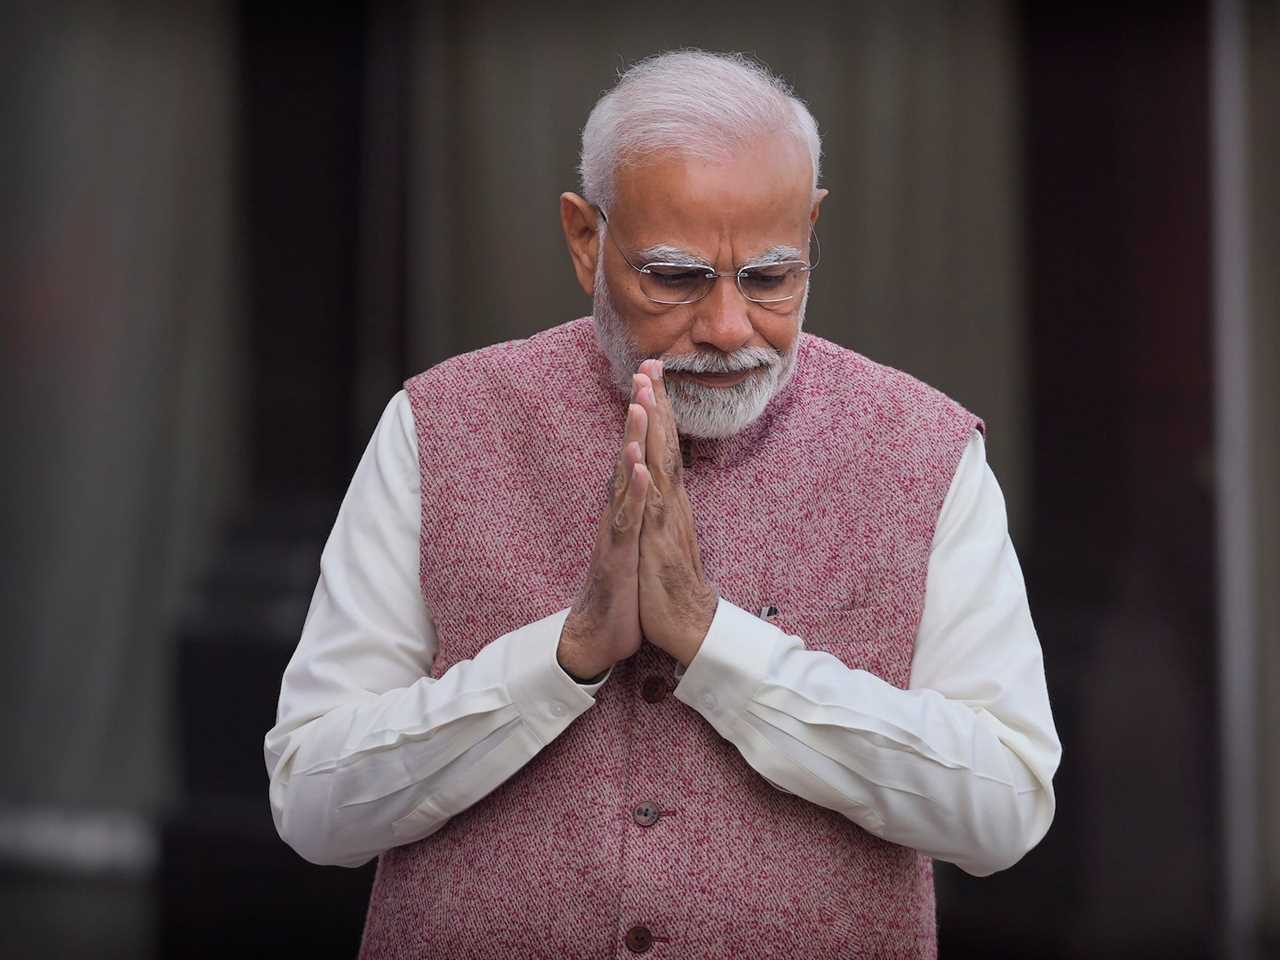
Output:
[265,391,1061,876]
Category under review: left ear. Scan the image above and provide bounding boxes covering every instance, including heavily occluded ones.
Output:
[560,191,602,297]
[810,188,829,225]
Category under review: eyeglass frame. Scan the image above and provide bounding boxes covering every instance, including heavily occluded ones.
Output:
[592,205,821,307]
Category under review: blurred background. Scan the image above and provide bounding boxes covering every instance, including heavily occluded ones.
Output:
[2,0,1277,957]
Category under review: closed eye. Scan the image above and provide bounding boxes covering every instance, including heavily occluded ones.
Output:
[741,269,789,288]
[643,265,712,286]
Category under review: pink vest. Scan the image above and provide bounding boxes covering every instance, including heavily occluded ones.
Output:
[359,317,983,959]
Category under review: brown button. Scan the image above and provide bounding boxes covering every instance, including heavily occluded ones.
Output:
[641,676,669,703]
[624,925,653,954]
[632,801,661,827]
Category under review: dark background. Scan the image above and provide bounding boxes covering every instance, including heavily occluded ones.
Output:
[2,1,1277,957]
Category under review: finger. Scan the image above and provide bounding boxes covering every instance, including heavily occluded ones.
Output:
[611,461,650,542]
[624,400,648,457]
[612,439,644,509]
[607,381,650,521]
[642,359,671,418]
[612,404,648,501]
[643,467,666,525]
[640,360,680,484]
[635,377,671,486]
[644,358,670,409]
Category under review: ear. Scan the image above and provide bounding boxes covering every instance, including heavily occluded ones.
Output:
[560,192,601,296]
[810,188,829,225]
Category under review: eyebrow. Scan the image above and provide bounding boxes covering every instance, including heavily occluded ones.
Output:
[743,245,806,268]
[633,244,709,267]
[633,243,806,269]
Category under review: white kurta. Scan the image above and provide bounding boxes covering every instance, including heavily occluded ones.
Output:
[265,391,1061,875]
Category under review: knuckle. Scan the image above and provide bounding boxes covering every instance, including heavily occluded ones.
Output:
[645,489,666,518]
[607,468,626,501]
[666,442,682,476]
[610,507,634,539]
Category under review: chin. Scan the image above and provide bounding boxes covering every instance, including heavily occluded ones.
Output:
[667,358,793,439]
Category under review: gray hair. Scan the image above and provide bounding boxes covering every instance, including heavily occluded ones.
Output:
[579,49,822,209]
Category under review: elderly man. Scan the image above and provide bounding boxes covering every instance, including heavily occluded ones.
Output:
[266,50,1060,959]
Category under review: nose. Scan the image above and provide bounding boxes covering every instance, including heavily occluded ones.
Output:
[689,274,753,355]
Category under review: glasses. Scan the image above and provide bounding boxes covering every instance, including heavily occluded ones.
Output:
[594,207,820,307]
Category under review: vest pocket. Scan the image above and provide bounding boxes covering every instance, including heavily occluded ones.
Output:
[770,607,877,649]
[771,605,911,679]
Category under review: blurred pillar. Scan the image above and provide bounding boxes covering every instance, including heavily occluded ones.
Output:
[0,1,243,813]
[1016,4,1218,955]
[158,6,403,955]
[1213,1,1268,956]
[356,0,411,436]
[240,4,363,499]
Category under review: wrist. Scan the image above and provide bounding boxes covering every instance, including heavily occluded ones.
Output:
[675,589,719,667]
[562,662,610,684]
[556,629,611,684]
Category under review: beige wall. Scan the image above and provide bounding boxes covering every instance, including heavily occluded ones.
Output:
[407,0,1030,540]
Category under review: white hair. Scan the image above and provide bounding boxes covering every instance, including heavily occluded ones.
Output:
[579,49,822,209]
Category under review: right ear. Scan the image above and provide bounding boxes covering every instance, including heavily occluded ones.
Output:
[560,192,601,296]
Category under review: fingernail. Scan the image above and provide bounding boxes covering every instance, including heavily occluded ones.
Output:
[654,359,664,380]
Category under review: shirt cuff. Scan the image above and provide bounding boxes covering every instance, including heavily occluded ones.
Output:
[673,597,781,739]
[502,607,610,746]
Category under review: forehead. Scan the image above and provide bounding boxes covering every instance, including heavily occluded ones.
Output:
[610,132,814,253]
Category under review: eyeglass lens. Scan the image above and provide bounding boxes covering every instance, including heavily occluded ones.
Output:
[640,262,809,305]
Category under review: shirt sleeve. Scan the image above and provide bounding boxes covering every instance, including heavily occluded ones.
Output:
[672,429,1062,877]
[264,390,612,868]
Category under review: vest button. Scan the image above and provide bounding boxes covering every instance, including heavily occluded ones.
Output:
[632,801,661,827]
[624,925,654,953]
[640,676,669,703]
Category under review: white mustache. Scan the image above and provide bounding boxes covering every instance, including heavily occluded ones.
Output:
[659,347,779,376]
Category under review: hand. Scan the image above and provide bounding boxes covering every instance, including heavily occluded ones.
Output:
[633,359,719,666]
[557,379,652,681]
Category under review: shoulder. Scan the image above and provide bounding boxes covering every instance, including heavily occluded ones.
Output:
[795,332,987,441]
[403,317,594,399]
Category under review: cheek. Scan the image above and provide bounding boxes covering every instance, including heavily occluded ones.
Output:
[605,281,693,355]
[635,315,695,358]
[753,311,801,354]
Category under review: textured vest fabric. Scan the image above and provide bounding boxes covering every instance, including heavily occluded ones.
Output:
[359,316,984,959]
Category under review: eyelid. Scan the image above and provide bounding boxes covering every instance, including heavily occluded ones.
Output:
[741,259,806,272]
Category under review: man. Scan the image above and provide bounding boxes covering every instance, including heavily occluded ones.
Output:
[266,50,1060,959]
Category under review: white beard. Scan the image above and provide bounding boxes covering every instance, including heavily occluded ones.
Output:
[591,252,806,439]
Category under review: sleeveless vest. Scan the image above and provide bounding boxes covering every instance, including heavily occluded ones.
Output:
[359,317,983,959]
